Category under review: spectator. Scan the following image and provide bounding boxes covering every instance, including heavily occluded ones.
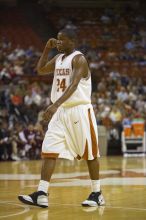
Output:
[0,121,13,161]
[117,87,129,101]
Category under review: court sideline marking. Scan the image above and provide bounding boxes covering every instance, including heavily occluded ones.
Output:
[0,201,30,219]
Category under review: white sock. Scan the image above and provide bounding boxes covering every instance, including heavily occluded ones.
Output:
[91,180,100,192]
[38,180,49,194]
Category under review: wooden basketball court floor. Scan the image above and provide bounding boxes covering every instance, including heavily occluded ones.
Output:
[0,156,146,220]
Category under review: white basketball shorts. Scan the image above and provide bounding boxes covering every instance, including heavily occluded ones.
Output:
[41,104,99,160]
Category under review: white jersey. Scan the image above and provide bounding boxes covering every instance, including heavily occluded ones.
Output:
[51,50,91,107]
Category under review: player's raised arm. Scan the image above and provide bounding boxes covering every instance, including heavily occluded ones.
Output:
[37,38,59,75]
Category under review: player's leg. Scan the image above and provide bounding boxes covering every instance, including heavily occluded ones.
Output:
[41,158,56,181]
[62,104,105,207]
[87,157,99,180]
[79,105,105,206]
[18,110,67,208]
[18,157,57,208]
[82,157,105,207]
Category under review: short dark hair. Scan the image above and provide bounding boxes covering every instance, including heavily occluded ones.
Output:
[58,28,77,41]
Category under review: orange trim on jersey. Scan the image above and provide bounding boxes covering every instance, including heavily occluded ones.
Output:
[41,152,59,159]
[82,139,88,160]
[88,109,98,158]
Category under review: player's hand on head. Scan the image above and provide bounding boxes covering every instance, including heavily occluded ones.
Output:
[46,38,57,49]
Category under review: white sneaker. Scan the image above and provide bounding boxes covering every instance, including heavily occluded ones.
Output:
[18,191,48,208]
[82,191,105,207]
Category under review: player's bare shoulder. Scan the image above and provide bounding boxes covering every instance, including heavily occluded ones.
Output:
[72,54,90,78]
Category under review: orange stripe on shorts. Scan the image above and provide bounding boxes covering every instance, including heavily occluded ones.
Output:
[88,109,98,158]
[41,152,59,159]
[82,139,88,160]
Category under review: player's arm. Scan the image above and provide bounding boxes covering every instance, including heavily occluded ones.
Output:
[43,54,89,121]
[37,38,59,75]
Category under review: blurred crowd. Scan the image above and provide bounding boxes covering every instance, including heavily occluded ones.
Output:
[0,38,41,83]
[47,6,146,68]
[0,79,52,161]
[91,70,146,141]
[0,6,146,161]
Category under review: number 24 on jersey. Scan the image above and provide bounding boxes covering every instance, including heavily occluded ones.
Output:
[57,78,67,92]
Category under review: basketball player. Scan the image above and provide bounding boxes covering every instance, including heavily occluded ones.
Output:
[18,29,105,208]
